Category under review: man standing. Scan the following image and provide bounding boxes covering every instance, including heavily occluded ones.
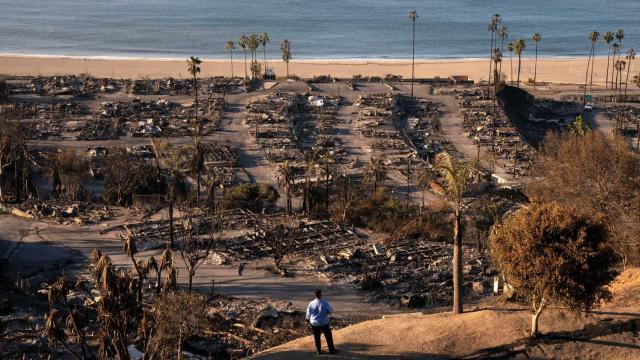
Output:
[306,289,338,355]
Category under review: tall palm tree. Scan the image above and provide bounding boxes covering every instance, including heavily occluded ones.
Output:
[248,34,260,79]
[584,32,598,102]
[187,56,203,202]
[514,39,526,87]
[612,43,621,89]
[239,34,248,80]
[498,26,508,81]
[531,33,542,90]
[225,41,235,78]
[434,153,472,314]
[507,41,515,85]
[409,10,418,98]
[487,14,501,86]
[260,32,270,78]
[603,32,614,89]
[614,29,625,89]
[624,49,636,104]
[589,31,600,92]
[281,39,292,78]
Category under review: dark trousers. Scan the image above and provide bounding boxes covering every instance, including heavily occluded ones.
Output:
[311,324,335,353]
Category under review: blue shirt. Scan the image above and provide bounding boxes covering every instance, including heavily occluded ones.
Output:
[306,298,333,326]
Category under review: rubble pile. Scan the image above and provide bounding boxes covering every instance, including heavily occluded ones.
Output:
[15,200,115,224]
[6,76,125,97]
[92,98,225,138]
[130,77,243,96]
[245,92,303,163]
[315,240,492,309]
[455,87,534,177]
[355,93,411,157]
[7,102,91,139]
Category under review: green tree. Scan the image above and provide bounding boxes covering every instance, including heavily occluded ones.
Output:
[225,40,235,78]
[531,33,542,90]
[409,10,418,97]
[281,39,292,78]
[568,115,589,136]
[490,203,619,337]
[434,153,472,314]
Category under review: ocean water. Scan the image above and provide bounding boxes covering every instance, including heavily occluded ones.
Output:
[0,0,638,60]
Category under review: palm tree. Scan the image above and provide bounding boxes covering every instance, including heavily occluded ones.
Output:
[531,33,542,90]
[603,32,614,89]
[281,39,292,78]
[612,43,621,89]
[434,153,472,314]
[248,34,260,79]
[277,161,295,214]
[514,39,526,87]
[624,49,635,104]
[614,29,625,89]
[260,32,270,78]
[409,10,418,98]
[493,48,502,86]
[487,14,501,86]
[507,41,515,85]
[364,156,387,194]
[589,31,600,92]
[187,56,203,202]
[583,32,598,102]
[239,34,248,80]
[225,41,235,78]
[498,26,508,81]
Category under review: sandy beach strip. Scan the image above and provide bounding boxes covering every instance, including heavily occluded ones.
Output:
[0,54,610,85]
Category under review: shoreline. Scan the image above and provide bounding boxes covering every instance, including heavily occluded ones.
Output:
[0,54,610,85]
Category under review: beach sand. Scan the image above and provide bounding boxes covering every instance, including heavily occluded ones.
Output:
[0,55,612,85]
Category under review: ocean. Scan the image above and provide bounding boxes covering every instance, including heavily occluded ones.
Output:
[0,0,637,60]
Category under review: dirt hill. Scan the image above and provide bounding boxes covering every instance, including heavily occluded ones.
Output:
[252,268,640,359]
